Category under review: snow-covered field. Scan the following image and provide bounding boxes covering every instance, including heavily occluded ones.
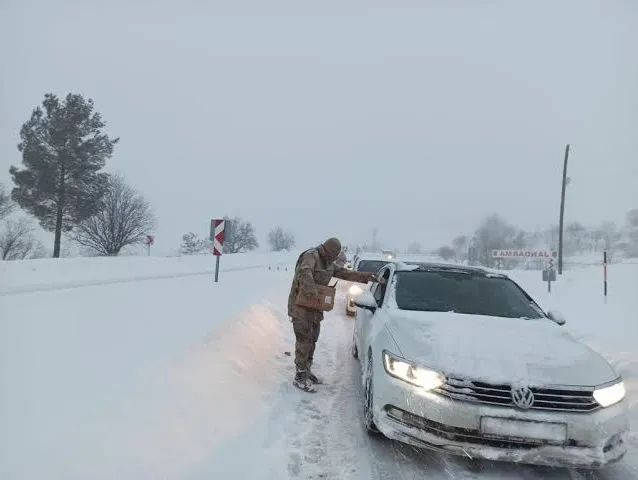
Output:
[0,255,636,479]
[0,251,295,296]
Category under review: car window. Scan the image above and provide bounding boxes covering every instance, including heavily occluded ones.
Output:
[373,269,392,306]
[394,270,545,319]
[356,260,388,273]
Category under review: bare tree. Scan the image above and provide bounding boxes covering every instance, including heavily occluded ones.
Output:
[0,218,42,260]
[473,214,525,267]
[222,216,258,253]
[596,221,622,262]
[437,246,456,261]
[452,235,468,262]
[73,174,156,255]
[406,241,423,254]
[180,232,209,255]
[0,183,14,221]
[268,226,295,251]
[624,209,638,257]
[29,241,48,259]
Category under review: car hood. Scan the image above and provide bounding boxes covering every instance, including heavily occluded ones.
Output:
[386,311,617,387]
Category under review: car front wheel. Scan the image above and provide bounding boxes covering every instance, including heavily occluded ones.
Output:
[364,354,379,433]
[351,332,358,359]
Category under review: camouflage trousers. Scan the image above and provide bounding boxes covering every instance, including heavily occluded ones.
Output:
[292,317,321,372]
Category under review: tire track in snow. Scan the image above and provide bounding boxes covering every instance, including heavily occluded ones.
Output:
[261,293,381,480]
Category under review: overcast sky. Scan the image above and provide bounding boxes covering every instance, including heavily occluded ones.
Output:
[1,0,636,254]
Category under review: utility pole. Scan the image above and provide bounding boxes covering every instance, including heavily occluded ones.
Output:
[557,143,570,275]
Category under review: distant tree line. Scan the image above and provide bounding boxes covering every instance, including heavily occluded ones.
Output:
[1,92,156,260]
[345,211,638,270]
[433,211,638,268]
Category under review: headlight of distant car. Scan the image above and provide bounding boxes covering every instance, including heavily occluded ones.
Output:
[382,350,445,391]
[349,285,364,296]
[593,380,626,407]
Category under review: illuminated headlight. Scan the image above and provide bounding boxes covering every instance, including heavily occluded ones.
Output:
[593,380,626,408]
[349,285,364,296]
[382,350,445,391]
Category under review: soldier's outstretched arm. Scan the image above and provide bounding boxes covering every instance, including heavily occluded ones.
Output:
[333,267,375,284]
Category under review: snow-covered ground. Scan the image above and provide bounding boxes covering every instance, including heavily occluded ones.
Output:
[0,255,635,479]
[0,251,296,296]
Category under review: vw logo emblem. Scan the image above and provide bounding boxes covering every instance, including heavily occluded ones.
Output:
[511,386,535,409]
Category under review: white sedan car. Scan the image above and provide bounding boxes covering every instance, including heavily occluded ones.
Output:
[351,262,629,469]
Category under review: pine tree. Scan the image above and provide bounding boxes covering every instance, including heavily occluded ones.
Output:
[9,93,119,257]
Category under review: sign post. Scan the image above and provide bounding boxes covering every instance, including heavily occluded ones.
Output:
[492,250,558,292]
[543,257,556,293]
[145,235,154,256]
[210,219,225,282]
[603,250,608,302]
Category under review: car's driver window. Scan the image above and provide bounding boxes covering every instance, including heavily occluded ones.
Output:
[374,270,391,306]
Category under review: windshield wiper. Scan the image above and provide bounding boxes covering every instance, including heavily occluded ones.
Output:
[399,307,452,312]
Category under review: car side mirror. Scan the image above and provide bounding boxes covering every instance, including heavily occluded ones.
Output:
[547,310,567,326]
[354,291,377,312]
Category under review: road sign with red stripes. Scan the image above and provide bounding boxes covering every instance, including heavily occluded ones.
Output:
[211,219,225,256]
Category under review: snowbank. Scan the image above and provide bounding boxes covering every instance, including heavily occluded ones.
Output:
[0,251,300,295]
[76,300,292,479]
[0,260,295,479]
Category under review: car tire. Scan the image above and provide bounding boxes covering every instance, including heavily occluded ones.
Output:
[351,332,358,359]
[364,353,379,433]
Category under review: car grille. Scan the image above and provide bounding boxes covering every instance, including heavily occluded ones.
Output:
[384,406,579,448]
[435,377,600,413]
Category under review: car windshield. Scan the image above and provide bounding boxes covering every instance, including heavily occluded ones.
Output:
[356,260,389,273]
[394,270,546,319]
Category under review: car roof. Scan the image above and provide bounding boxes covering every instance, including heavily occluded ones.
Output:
[393,261,509,278]
[355,253,396,261]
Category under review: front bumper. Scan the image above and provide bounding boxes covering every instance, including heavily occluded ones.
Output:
[374,376,629,469]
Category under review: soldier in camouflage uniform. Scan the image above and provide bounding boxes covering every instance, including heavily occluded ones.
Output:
[287,237,376,392]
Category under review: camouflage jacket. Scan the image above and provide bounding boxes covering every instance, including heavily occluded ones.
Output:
[287,248,371,321]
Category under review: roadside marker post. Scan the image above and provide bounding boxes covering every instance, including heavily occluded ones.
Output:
[210,219,225,282]
[603,250,608,302]
[543,257,556,293]
[145,235,154,256]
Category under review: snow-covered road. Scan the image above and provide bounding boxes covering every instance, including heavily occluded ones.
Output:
[1,258,635,479]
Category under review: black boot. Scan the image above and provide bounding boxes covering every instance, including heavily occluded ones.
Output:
[307,370,324,384]
[293,370,316,393]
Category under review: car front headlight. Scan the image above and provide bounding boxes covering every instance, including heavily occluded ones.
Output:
[349,285,364,296]
[593,380,626,407]
[382,350,445,391]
